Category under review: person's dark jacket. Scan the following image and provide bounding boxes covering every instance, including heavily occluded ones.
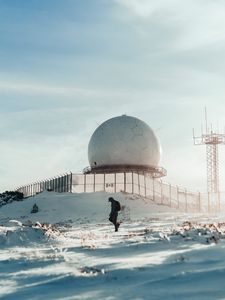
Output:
[108,197,121,231]
[109,198,119,216]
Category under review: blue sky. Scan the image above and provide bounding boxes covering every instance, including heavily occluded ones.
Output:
[1,0,225,192]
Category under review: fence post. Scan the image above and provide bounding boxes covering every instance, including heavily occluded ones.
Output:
[84,174,86,193]
[103,173,106,192]
[63,175,66,192]
[124,172,126,193]
[160,180,163,204]
[61,176,64,192]
[153,178,155,202]
[177,186,179,209]
[218,192,221,213]
[144,173,146,198]
[65,175,67,192]
[54,177,57,192]
[94,173,96,193]
[208,192,210,213]
[185,188,187,213]
[138,173,140,196]
[57,177,59,193]
[60,176,62,193]
[70,173,73,193]
[132,172,134,194]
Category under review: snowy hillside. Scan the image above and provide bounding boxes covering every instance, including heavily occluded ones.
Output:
[0,191,177,224]
[1,191,225,299]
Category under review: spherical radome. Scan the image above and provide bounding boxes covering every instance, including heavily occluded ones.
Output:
[88,115,161,169]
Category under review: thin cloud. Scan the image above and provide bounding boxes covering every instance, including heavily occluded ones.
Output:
[0,79,131,98]
[115,0,225,50]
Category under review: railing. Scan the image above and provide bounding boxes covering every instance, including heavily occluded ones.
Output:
[15,172,221,213]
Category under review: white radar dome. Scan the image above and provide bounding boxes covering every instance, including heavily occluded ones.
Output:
[88,115,161,170]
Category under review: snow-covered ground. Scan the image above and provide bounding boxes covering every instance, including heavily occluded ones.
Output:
[1,191,225,299]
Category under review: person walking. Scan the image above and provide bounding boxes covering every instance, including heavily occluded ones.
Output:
[108,197,121,232]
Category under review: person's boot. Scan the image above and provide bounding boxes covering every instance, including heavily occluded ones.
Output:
[115,222,120,232]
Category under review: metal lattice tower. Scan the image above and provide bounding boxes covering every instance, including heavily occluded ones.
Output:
[193,109,225,194]
[206,136,220,193]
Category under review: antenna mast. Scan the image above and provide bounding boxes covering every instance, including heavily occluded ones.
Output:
[193,108,225,211]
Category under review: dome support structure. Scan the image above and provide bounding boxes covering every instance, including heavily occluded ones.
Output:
[83,164,167,178]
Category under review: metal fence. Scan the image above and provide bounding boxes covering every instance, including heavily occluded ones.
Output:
[16,172,221,213]
[16,173,72,196]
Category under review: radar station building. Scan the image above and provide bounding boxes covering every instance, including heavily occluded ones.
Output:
[17,115,166,197]
[16,115,207,213]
